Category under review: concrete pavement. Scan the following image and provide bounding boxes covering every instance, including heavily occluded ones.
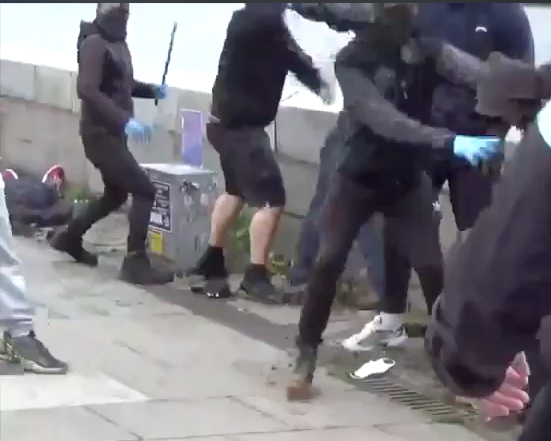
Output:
[0,236,490,441]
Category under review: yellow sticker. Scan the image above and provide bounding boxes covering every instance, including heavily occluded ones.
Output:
[148,229,164,255]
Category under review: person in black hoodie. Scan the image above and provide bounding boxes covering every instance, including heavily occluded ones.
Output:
[186,4,334,303]
[422,4,533,235]
[425,59,551,439]
[286,3,502,400]
[50,3,174,285]
[341,2,534,356]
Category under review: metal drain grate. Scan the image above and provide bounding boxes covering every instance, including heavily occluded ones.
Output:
[357,376,478,421]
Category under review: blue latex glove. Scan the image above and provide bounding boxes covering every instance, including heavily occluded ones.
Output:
[124,119,152,144]
[154,84,168,100]
[453,136,501,166]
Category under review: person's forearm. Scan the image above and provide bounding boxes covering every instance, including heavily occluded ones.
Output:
[335,61,454,150]
[432,42,489,89]
[284,27,322,94]
[131,81,156,99]
[426,107,551,397]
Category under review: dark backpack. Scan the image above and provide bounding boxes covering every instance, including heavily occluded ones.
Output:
[77,20,96,64]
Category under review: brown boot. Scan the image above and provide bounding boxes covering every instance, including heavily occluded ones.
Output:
[286,343,318,401]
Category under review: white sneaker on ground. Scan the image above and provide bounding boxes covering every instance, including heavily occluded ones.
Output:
[341,313,408,352]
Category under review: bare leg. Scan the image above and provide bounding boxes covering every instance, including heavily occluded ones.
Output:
[208,193,244,247]
[249,206,282,266]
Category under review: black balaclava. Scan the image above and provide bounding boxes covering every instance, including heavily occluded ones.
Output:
[95,3,129,42]
[374,3,419,47]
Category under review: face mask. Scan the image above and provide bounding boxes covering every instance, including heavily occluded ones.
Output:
[95,3,129,40]
[376,3,419,46]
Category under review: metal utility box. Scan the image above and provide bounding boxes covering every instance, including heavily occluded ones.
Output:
[140,163,219,271]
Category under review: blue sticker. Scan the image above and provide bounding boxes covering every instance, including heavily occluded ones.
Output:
[537,100,551,148]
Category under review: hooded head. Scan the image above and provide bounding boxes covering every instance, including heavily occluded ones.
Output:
[94,3,129,41]
[373,3,419,46]
[291,3,418,45]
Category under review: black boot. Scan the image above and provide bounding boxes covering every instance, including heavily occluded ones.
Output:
[186,246,228,283]
[239,264,279,304]
[287,342,318,401]
[120,251,174,285]
[50,230,98,267]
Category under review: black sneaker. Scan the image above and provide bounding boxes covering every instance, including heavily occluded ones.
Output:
[0,331,69,374]
[120,251,174,285]
[287,343,318,401]
[239,265,279,304]
[50,230,98,267]
[186,247,228,284]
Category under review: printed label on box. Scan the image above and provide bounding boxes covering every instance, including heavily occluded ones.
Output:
[150,180,172,232]
[148,229,164,255]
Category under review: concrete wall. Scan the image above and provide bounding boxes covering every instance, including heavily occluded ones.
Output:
[2,0,549,263]
[0,59,340,265]
[0,59,334,220]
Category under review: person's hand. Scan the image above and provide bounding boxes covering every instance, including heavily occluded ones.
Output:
[452,135,501,166]
[154,84,168,100]
[124,118,153,144]
[467,352,530,420]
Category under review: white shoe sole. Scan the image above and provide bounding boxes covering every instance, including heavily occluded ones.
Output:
[341,333,408,352]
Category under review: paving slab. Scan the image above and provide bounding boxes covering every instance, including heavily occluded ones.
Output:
[231,427,406,441]
[236,389,428,430]
[378,422,488,441]
[88,398,289,439]
[0,406,138,441]
[0,372,148,411]
[0,236,516,441]
[162,438,232,441]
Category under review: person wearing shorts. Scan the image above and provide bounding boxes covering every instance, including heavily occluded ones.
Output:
[187,4,333,302]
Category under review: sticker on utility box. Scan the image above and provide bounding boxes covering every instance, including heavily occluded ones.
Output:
[149,180,172,232]
[148,229,164,255]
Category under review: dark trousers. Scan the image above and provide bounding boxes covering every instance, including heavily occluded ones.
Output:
[291,114,384,294]
[381,155,501,315]
[67,131,155,253]
[298,172,443,345]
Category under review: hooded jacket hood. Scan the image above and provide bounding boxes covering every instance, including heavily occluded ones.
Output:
[94,3,129,42]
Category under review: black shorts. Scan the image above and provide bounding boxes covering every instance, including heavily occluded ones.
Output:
[431,156,500,232]
[206,122,286,208]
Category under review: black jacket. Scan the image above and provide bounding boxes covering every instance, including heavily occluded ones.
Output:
[210,5,322,129]
[77,17,156,137]
[425,66,551,398]
[334,32,484,186]
[414,3,534,136]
